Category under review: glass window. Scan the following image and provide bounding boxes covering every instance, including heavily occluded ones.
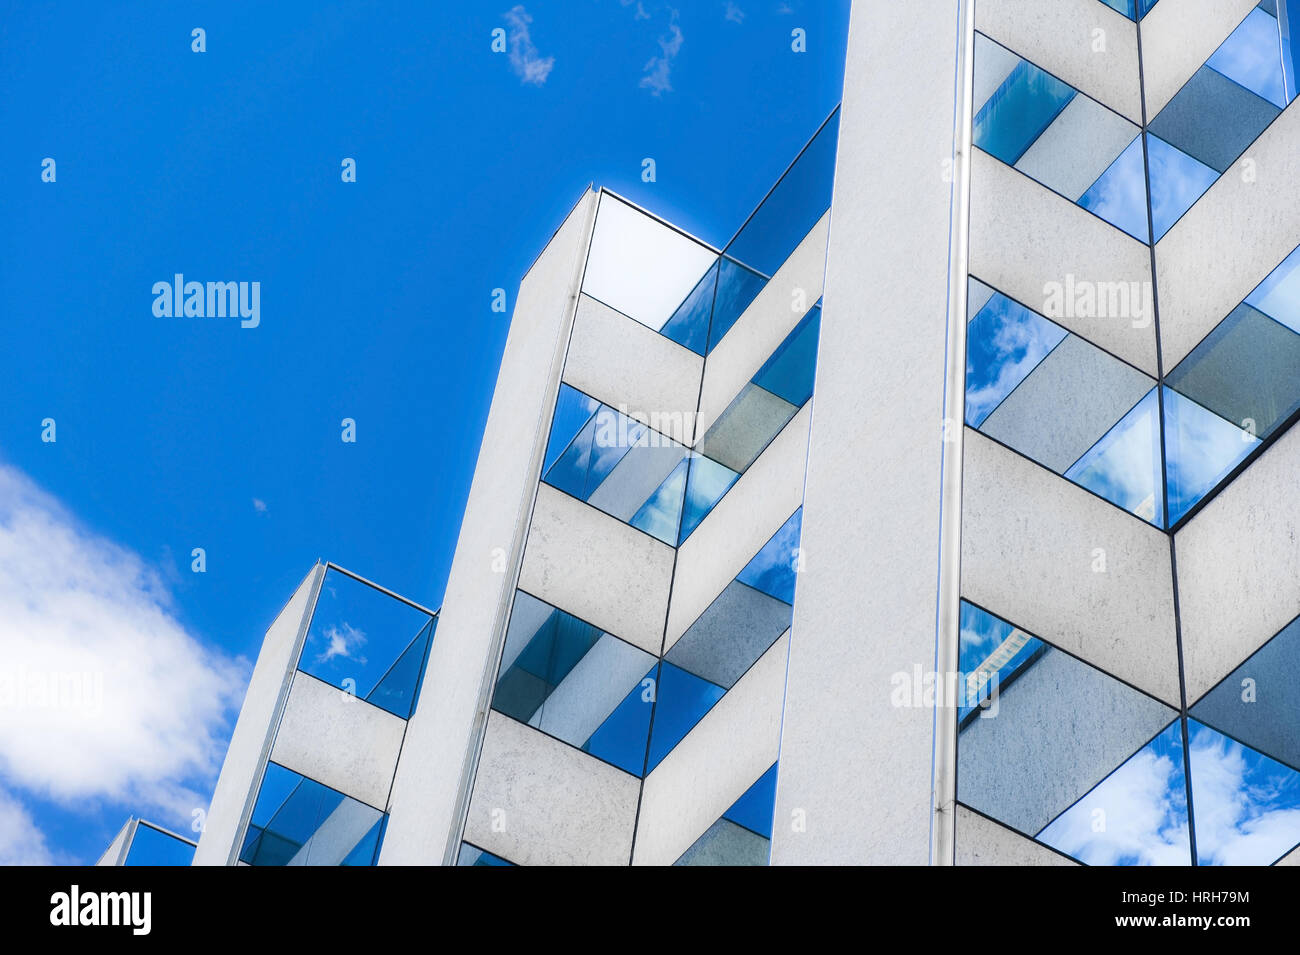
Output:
[541,386,692,546]
[965,287,1067,428]
[1187,719,1300,865]
[456,843,515,866]
[957,603,1180,862]
[492,591,655,776]
[581,193,717,336]
[1037,720,1191,865]
[240,762,385,866]
[1192,614,1300,775]
[667,509,802,689]
[1146,132,1219,241]
[674,763,777,866]
[1065,387,1163,526]
[298,567,435,719]
[1206,5,1288,108]
[1163,385,1259,525]
[123,822,196,866]
[1147,66,1279,176]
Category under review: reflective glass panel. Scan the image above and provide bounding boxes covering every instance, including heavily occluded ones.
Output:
[299,567,435,718]
[123,822,196,866]
[493,591,655,776]
[456,843,514,866]
[1163,385,1259,526]
[240,762,385,866]
[582,194,717,335]
[966,288,1068,428]
[974,60,1077,166]
[1065,387,1163,526]
[1037,721,1192,865]
[1187,718,1300,865]
[1146,133,1218,241]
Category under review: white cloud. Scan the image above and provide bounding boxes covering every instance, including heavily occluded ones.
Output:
[503,5,555,86]
[725,1,745,23]
[314,622,368,666]
[0,791,55,865]
[640,9,684,96]
[620,0,651,20]
[0,463,247,832]
[252,498,267,514]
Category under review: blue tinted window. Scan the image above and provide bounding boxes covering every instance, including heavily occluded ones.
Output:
[543,385,600,475]
[974,60,1077,166]
[1187,718,1300,865]
[736,508,803,605]
[678,453,740,543]
[1065,387,1163,526]
[240,762,385,866]
[645,661,726,772]
[1163,386,1258,525]
[1078,135,1150,242]
[456,842,515,866]
[1146,133,1219,240]
[495,591,655,776]
[123,822,195,866]
[966,291,1067,428]
[299,567,435,717]
[752,305,821,407]
[660,259,718,356]
[1037,721,1191,865]
[1206,6,1287,108]
[723,764,779,839]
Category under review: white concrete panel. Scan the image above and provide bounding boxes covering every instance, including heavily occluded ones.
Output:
[1176,423,1300,701]
[1155,102,1300,371]
[633,632,789,866]
[1014,93,1139,202]
[193,564,322,866]
[970,148,1157,374]
[962,430,1180,705]
[665,403,810,650]
[695,213,830,440]
[463,710,639,866]
[1279,843,1300,866]
[1141,0,1259,119]
[563,294,702,437]
[772,0,959,866]
[955,806,1078,866]
[519,483,675,655]
[976,0,1141,122]
[382,191,598,865]
[270,672,406,810]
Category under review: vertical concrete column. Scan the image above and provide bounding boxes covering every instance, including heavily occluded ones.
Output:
[771,0,968,865]
[380,190,599,864]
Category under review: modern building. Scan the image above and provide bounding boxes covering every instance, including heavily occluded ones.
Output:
[113,0,1300,866]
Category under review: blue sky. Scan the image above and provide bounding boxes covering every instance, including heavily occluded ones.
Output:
[0,1,848,863]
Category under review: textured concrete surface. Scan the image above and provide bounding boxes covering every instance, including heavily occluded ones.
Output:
[976,0,1141,122]
[1176,422,1300,701]
[270,671,406,811]
[955,805,1078,866]
[962,430,1180,704]
[1157,102,1300,370]
[971,148,1157,374]
[464,710,640,866]
[520,483,675,655]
